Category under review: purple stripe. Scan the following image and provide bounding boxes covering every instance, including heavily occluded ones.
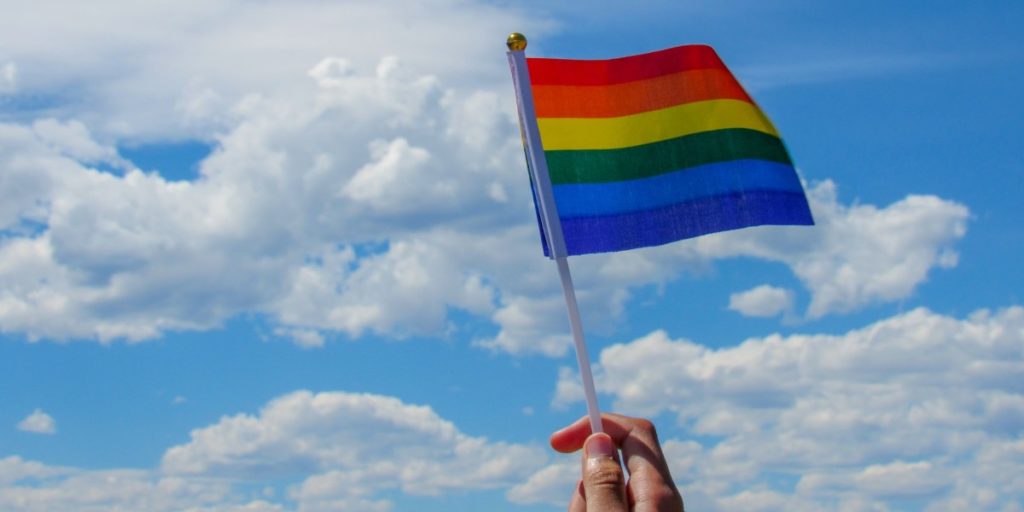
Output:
[551,190,813,256]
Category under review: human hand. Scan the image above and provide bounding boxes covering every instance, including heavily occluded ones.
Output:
[550,413,684,512]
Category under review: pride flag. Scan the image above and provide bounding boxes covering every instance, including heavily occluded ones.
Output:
[525,44,814,256]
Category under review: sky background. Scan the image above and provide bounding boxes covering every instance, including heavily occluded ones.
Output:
[1,1,1022,510]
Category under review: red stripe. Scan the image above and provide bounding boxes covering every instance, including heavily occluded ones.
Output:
[527,44,728,86]
[532,68,752,118]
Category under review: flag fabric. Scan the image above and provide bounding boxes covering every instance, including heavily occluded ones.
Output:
[525,44,814,256]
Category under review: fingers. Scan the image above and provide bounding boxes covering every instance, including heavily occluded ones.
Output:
[549,414,594,453]
[550,413,671,479]
[568,479,585,512]
[580,433,627,512]
[552,413,684,512]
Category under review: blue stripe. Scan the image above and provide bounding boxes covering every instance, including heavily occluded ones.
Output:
[555,190,813,256]
[552,159,805,218]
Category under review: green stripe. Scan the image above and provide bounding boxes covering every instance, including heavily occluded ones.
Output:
[544,128,792,185]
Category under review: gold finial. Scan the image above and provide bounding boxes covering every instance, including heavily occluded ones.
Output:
[506,32,527,51]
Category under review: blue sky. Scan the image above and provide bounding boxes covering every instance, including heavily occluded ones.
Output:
[1,1,1022,510]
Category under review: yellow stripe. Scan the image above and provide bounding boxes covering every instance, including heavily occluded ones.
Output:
[537,99,780,151]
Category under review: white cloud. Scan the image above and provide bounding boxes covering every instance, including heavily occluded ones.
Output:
[289,470,394,512]
[0,61,15,94]
[0,0,968,353]
[551,307,1024,510]
[0,130,970,351]
[162,390,546,507]
[506,459,578,505]
[0,57,520,343]
[272,327,325,349]
[0,389,547,511]
[271,238,498,340]
[698,180,968,318]
[0,464,281,512]
[479,179,968,354]
[476,293,573,357]
[0,456,71,485]
[0,0,548,141]
[16,409,56,435]
[342,137,434,209]
[307,57,353,88]
[30,119,126,167]
[728,284,794,318]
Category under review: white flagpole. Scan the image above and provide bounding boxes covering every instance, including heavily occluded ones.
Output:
[506,33,603,435]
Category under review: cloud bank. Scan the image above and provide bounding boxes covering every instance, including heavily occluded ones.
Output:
[0,103,969,352]
[1,390,546,512]
[6,307,1017,510]
[0,0,969,352]
[543,306,1024,510]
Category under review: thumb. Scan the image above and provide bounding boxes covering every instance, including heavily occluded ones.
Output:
[581,433,627,512]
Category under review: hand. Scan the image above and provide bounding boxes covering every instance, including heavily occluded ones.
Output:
[550,413,684,512]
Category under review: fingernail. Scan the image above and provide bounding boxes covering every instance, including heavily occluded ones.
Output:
[585,433,616,459]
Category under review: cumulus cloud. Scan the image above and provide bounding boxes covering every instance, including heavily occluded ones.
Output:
[307,57,353,88]
[0,116,970,353]
[728,284,794,318]
[549,307,1024,510]
[0,390,546,511]
[0,58,521,342]
[272,327,325,349]
[0,61,15,94]
[699,180,968,318]
[0,0,968,354]
[0,463,281,512]
[478,179,969,354]
[0,456,71,485]
[16,409,56,435]
[506,459,579,505]
[0,0,546,140]
[162,390,546,508]
[30,119,126,167]
[476,293,573,357]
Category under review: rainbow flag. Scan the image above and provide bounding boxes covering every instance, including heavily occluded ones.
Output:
[525,44,814,256]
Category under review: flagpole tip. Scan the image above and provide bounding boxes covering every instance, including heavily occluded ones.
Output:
[506,32,527,51]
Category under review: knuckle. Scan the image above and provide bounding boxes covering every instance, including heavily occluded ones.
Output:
[634,485,683,511]
[633,418,656,434]
[586,464,624,489]
[629,417,662,443]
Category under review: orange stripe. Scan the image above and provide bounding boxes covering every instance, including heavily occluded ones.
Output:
[533,68,753,119]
